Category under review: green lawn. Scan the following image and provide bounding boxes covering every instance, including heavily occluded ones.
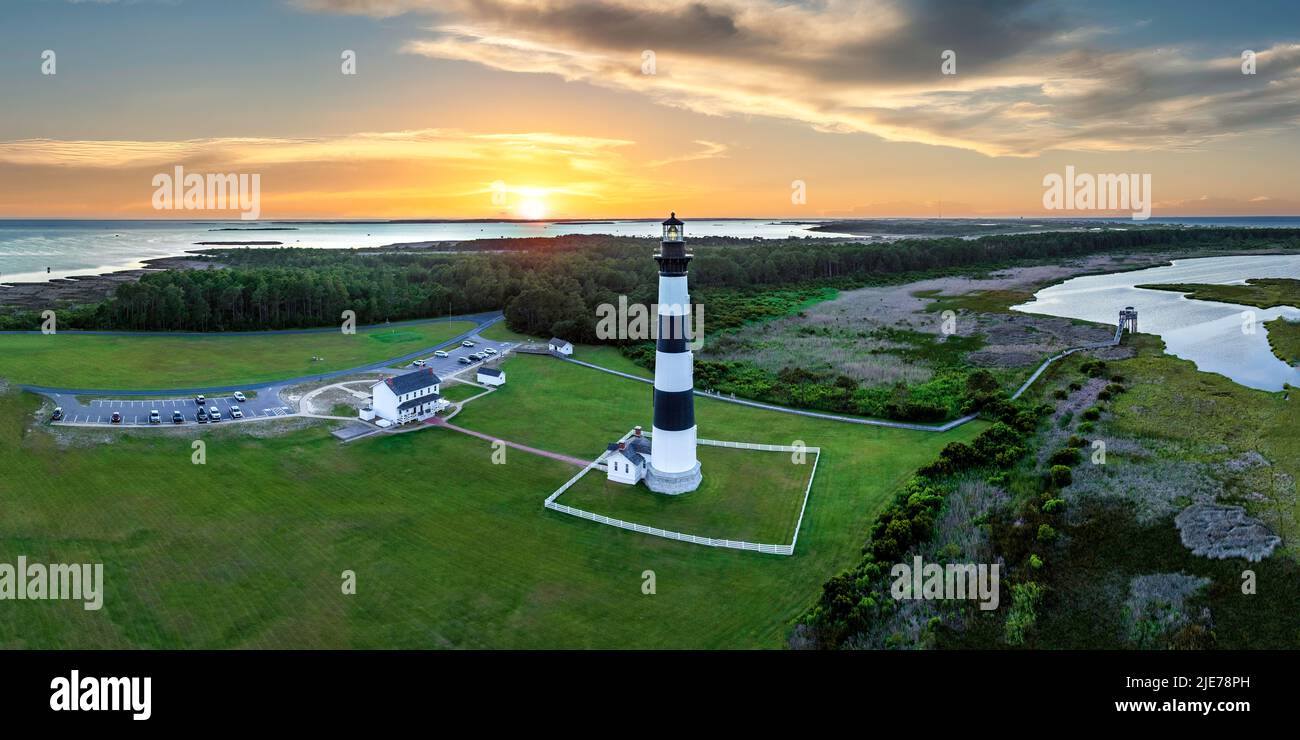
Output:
[0,320,474,389]
[440,382,488,403]
[559,444,814,543]
[0,352,983,648]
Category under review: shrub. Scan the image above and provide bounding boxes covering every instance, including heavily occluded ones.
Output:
[1052,389,1068,400]
[1068,381,1083,391]
[1081,406,1102,421]
[1048,447,1082,466]
[1029,554,1044,569]
[1081,360,1108,378]
[1042,498,1066,514]
[1004,582,1045,646]
[1037,523,1058,542]
[1049,465,1073,488]
[1077,421,1095,433]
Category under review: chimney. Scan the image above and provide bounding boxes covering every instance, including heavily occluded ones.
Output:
[618,442,626,451]
[634,426,642,437]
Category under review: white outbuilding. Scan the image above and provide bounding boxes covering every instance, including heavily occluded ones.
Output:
[548,337,574,356]
[476,366,506,386]
[605,427,652,485]
[370,367,446,424]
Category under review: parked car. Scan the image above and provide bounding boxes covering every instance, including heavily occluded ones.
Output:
[149,409,161,424]
[172,410,184,424]
[458,357,472,365]
[197,408,208,423]
[230,406,244,419]
[51,407,63,421]
[412,359,426,367]
[233,391,247,403]
[433,350,449,358]
[461,340,475,347]
[208,406,222,422]
[483,347,498,355]
[195,394,206,406]
[110,411,122,424]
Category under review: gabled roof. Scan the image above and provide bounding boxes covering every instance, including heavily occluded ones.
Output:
[397,392,441,411]
[477,367,503,377]
[378,366,441,395]
[628,436,651,455]
[606,442,645,466]
[549,337,572,347]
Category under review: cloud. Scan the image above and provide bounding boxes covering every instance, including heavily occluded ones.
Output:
[0,129,635,168]
[0,128,691,217]
[296,0,1300,157]
[645,140,727,168]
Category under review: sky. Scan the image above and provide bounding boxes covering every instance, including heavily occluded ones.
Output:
[1,0,1300,219]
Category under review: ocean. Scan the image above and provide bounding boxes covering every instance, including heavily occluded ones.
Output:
[2,216,1298,285]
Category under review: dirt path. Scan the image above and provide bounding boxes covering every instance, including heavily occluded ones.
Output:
[429,417,590,467]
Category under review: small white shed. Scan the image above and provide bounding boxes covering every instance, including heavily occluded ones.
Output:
[476,367,506,386]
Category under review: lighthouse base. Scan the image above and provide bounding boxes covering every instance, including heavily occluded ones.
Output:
[645,462,703,495]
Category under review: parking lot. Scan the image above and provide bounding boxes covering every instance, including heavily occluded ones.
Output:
[392,337,515,380]
[50,391,293,426]
[41,333,516,428]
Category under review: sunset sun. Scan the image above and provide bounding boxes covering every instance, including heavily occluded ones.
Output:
[518,198,547,221]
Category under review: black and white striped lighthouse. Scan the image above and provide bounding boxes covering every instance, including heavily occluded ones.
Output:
[646,212,702,494]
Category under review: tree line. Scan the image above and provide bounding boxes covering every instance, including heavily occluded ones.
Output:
[4,227,1299,335]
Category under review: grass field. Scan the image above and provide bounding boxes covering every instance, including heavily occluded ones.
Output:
[558,444,814,543]
[0,320,474,389]
[0,352,983,648]
[440,382,488,403]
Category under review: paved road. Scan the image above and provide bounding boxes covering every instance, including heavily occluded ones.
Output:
[31,311,514,428]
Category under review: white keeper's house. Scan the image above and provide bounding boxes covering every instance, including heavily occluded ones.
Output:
[605,427,652,485]
[476,366,506,386]
[370,367,446,424]
[548,337,574,356]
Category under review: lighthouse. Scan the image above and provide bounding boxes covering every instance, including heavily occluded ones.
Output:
[646,212,703,494]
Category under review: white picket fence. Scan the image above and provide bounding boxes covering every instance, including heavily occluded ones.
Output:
[543,431,821,556]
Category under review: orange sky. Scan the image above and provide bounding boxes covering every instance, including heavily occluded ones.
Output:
[3,0,1300,219]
